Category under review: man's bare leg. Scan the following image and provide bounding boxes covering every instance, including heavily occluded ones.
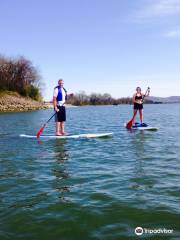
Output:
[60,122,65,135]
[56,122,61,135]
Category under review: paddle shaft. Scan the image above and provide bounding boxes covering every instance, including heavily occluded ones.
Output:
[41,103,65,129]
[41,112,57,131]
[142,87,150,102]
[36,112,57,138]
[45,112,57,126]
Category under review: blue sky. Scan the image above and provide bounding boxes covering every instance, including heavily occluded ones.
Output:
[0,0,180,100]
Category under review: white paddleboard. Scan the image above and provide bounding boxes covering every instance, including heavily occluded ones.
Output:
[20,133,113,139]
[124,123,158,131]
[132,126,158,131]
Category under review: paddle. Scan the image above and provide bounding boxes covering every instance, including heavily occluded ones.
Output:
[126,112,137,129]
[126,87,150,129]
[36,112,56,138]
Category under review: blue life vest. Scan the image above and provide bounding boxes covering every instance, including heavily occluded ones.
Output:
[55,86,67,101]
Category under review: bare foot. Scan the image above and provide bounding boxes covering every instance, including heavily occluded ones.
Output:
[56,133,63,136]
[61,132,68,135]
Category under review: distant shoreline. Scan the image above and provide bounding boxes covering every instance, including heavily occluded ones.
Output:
[1,91,180,113]
[0,92,80,112]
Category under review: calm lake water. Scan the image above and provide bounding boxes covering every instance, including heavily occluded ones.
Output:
[0,105,180,240]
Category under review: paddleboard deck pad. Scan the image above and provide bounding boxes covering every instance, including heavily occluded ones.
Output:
[125,123,158,131]
[20,133,113,139]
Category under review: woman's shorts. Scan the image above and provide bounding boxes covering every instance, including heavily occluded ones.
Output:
[134,103,143,110]
[55,106,66,122]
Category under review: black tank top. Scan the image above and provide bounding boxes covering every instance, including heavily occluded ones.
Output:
[135,94,143,100]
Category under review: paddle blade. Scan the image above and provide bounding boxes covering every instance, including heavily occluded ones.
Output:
[36,127,44,138]
[126,119,133,129]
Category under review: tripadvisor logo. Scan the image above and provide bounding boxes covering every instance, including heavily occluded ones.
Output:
[135,227,143,236]
[135,226,174,236]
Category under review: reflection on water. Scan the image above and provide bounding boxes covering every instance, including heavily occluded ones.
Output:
[130,131,153,158]
[129,131,158,206]
[52,140,71,202]
[53,140,69,163]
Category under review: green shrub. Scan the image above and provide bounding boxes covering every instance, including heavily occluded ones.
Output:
[20,85,41,101]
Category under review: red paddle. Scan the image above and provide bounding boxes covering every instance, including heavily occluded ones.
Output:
[36,112,56,138]
[126,87,150,129]
[126,112,136,129]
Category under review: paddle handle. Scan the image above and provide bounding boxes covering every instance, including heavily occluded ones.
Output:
[142,87,150,101]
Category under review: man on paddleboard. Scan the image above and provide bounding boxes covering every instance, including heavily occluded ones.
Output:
[53,79,73,136]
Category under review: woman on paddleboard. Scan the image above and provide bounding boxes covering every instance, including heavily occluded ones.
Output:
[132,87,150,126]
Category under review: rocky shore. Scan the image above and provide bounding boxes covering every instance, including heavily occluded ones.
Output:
[0,92,52,112]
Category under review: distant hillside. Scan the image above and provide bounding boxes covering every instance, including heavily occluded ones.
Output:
[147,96,180,103]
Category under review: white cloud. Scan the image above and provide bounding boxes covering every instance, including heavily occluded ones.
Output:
[150,0,180,16]
[165,28,180,37]
[134,0,180,21]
